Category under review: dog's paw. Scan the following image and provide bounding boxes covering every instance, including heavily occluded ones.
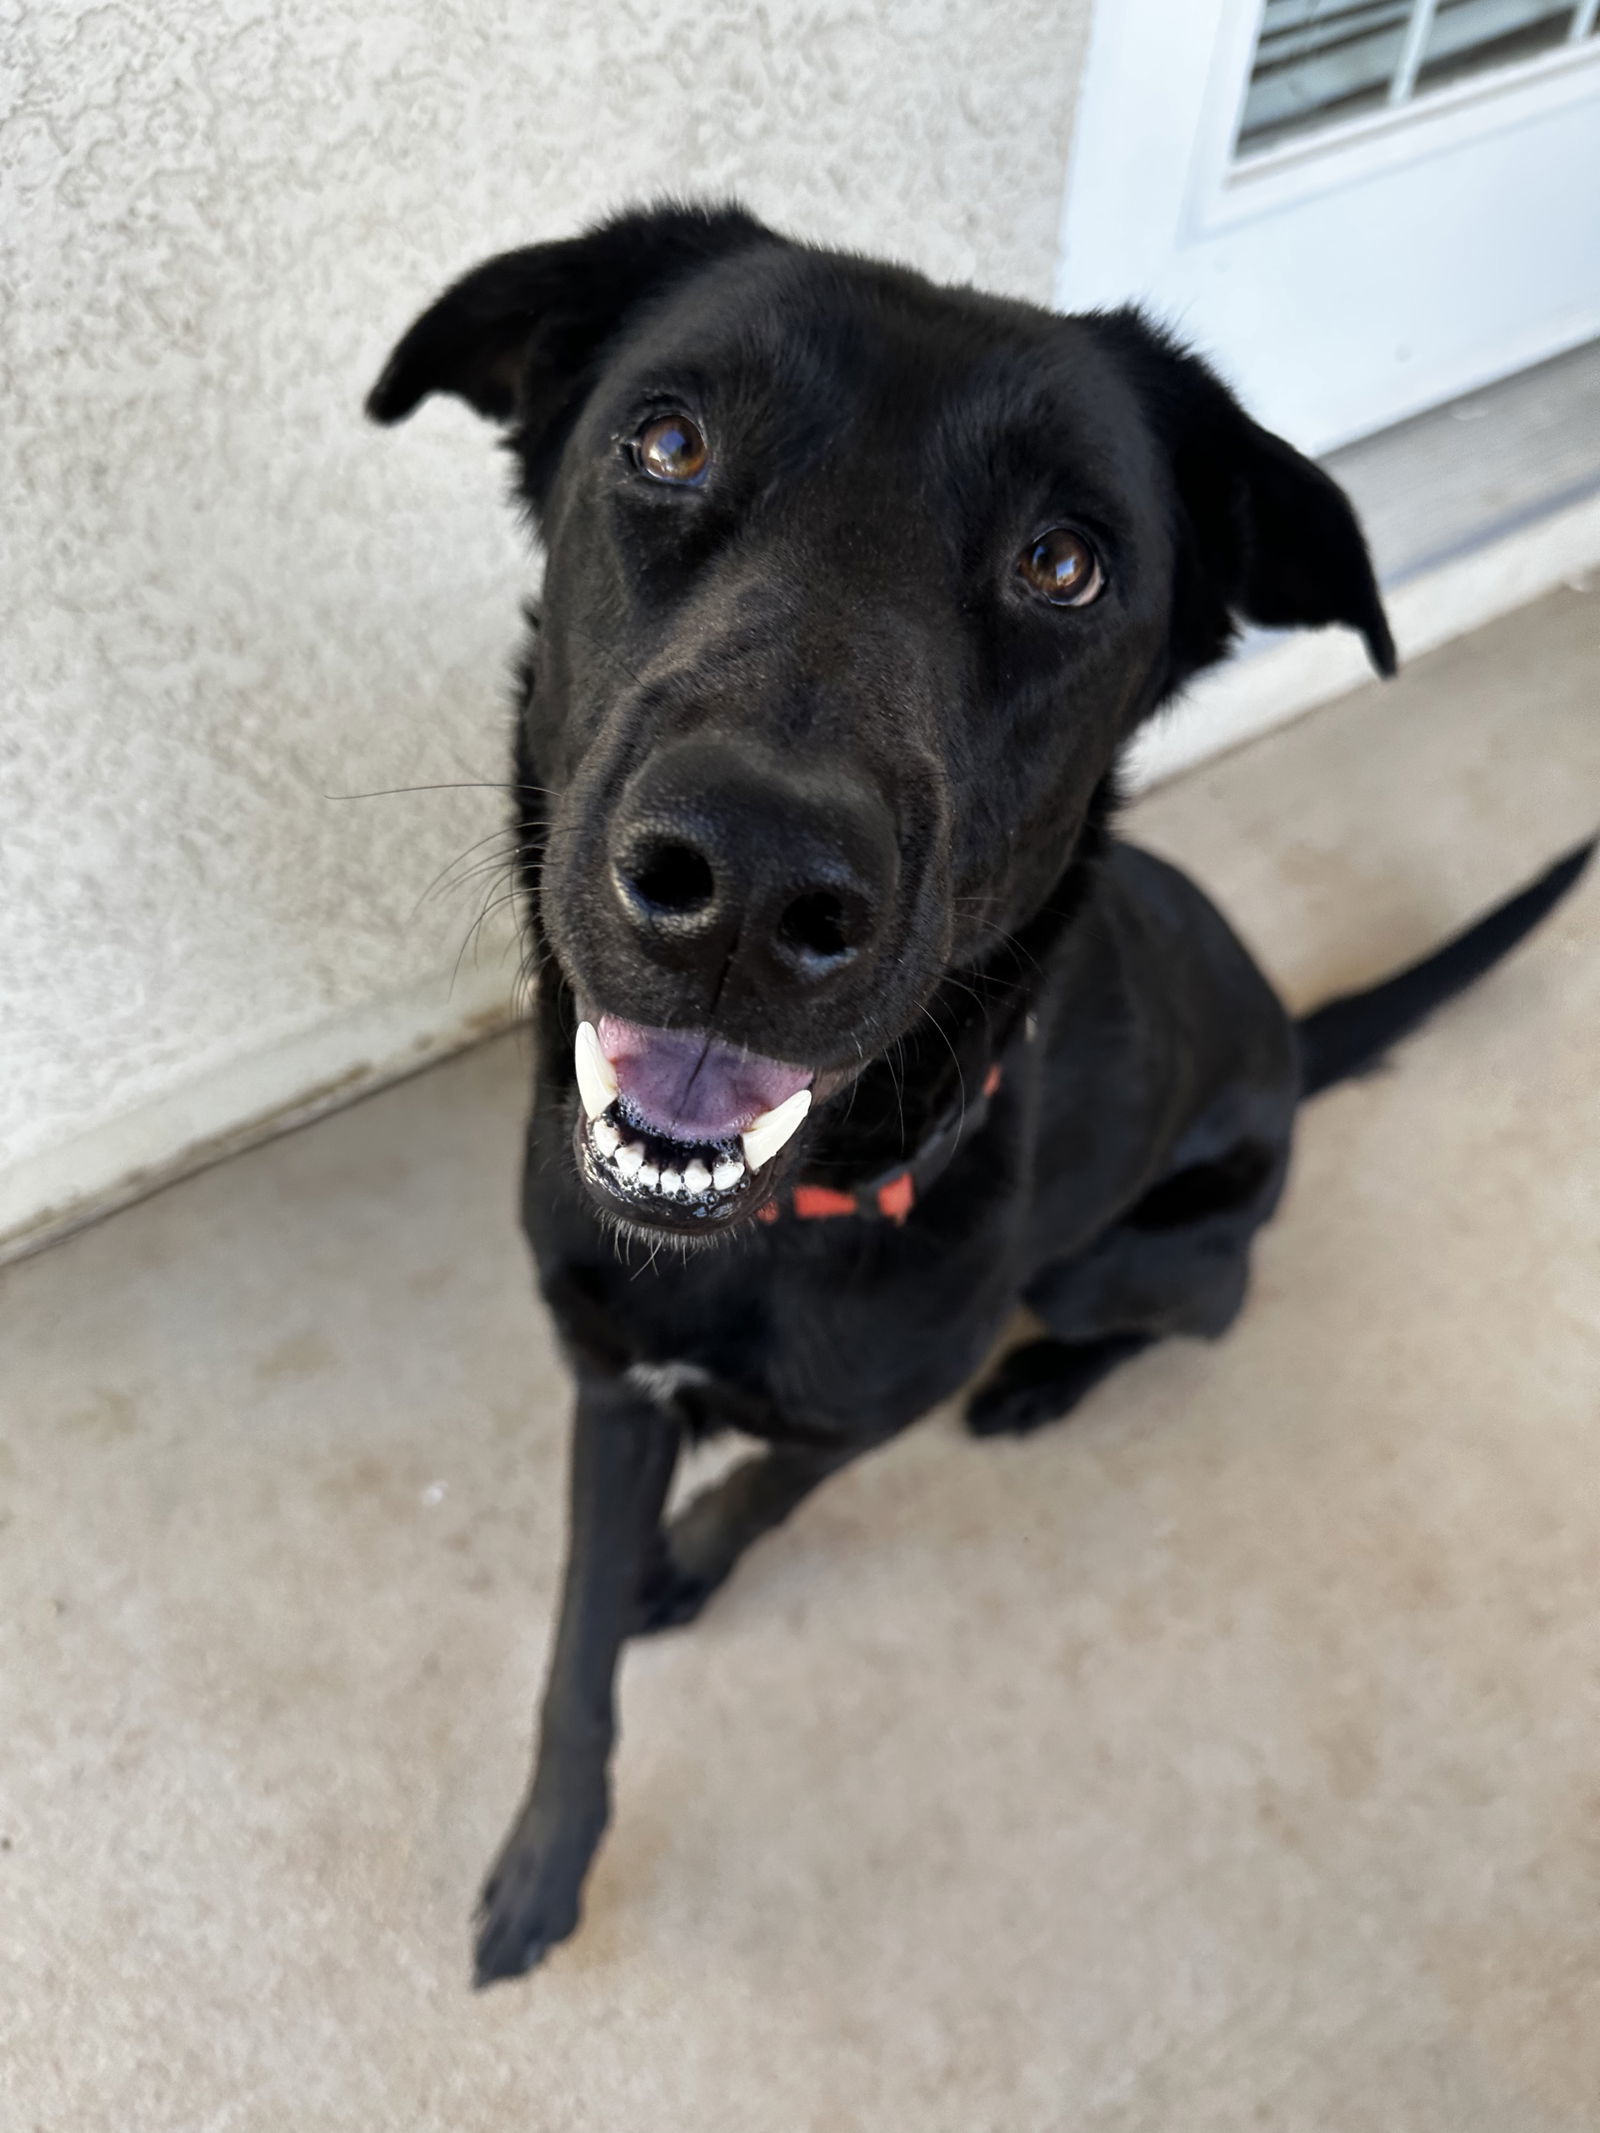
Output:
[966,1335,1148,1437]
[473,1864,576,1986]
[629,1548,724,1635]
[965,1343,1077,1436]
[471,1800,603,1987]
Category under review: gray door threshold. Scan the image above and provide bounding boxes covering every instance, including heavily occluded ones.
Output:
[1331,336,1600,590]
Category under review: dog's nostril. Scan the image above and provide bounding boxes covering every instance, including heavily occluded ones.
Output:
[624,841,716,916]
[779,889,853,964]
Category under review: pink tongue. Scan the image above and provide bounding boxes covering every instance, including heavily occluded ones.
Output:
[597,1016,812,1142]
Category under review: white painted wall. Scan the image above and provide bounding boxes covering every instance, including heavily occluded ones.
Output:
[1,0,1093,1255]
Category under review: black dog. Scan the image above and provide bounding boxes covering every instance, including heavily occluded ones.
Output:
[368,202,1593,1984]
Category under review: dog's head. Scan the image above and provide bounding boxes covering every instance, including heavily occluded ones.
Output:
[370,202,1392,1242]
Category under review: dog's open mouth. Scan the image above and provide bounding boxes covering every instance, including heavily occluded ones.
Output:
[573,1014,814,1228]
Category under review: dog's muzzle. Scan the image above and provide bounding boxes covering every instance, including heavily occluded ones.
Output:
[573,1014,815,1229]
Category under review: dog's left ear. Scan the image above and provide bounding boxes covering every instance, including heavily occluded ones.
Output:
[366,200,772,494]
[1090,310,1396,690]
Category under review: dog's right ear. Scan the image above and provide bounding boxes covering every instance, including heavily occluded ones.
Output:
[365,200,771,479]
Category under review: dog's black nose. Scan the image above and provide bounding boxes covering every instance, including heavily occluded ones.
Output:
[608,737,896,987]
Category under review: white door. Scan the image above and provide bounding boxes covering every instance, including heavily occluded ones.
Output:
[1058,0,1600,451]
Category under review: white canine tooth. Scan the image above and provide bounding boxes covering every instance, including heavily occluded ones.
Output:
[591,1116,621,1158]
[614,1141,644,1178]
[740,1088,812,1172]
[574,1020,619,1122]
[682,1159,712,1195]
[637,1162,660,1190]
[712,1158,744,1191]
[659,1169,685,1195]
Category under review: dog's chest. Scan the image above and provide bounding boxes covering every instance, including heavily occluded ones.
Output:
[627,1216,1028,1442]
[535,1119,1037,1444]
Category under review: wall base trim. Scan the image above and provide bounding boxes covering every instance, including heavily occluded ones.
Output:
[0,964,524,1269]
[1126,473,1600,791]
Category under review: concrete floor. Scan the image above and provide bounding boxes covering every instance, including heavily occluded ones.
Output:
[3,585,1598,2132]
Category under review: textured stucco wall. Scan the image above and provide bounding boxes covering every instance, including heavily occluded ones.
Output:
[1,0,1092,1234]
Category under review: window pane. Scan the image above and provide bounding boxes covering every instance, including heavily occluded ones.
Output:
[1236,0,1413,154]
[1235,0,1594,157]
[1417,0,1576,93]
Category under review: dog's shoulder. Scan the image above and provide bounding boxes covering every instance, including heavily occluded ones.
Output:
[1035,837,1295,1102]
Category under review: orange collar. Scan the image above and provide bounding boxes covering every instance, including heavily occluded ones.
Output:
[760,1059,1005,1227]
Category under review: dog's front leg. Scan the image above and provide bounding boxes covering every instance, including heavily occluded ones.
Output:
[473,1373,679,1986]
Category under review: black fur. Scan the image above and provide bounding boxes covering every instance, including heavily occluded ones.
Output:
[368,202,1592,1984]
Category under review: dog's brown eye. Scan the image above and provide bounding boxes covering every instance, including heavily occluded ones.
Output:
[1018,526,1102,607]
[636,414,709,485]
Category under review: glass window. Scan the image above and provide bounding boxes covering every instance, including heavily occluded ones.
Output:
[1235,0,1598,156]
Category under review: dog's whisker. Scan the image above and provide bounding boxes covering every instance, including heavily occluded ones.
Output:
[414,822,548,916]
[449,883,528,997]
[323,778,550,803]
[426,850,522,907]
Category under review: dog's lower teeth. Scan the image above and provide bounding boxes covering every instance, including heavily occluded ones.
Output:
[586,1103,753,1208]
[601,1134,746,1204]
